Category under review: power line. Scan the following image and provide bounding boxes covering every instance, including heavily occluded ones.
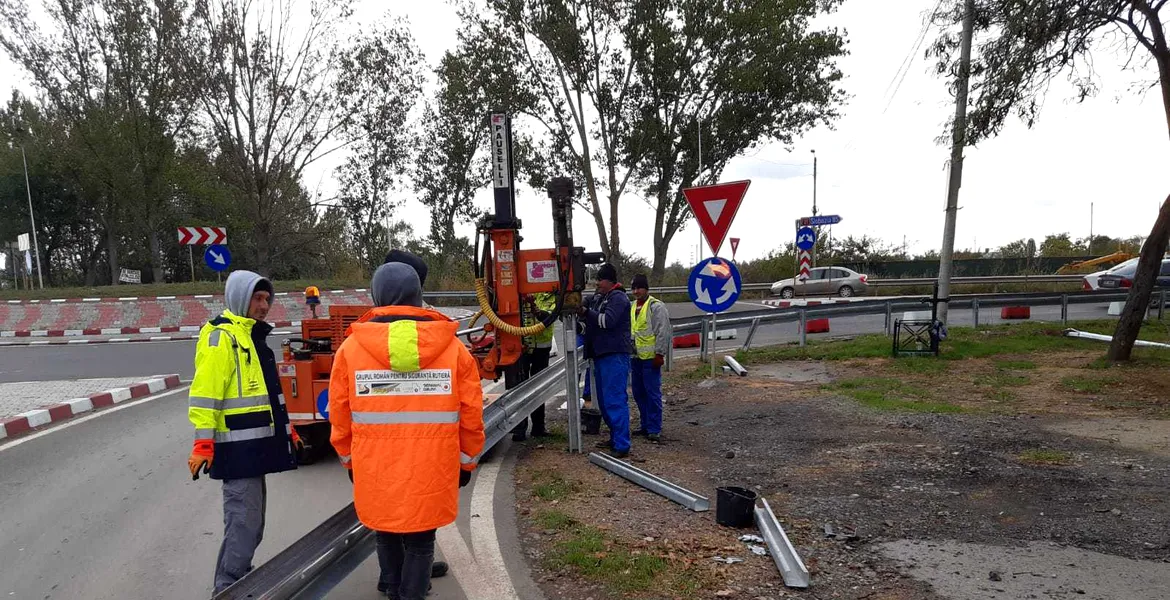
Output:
[881,0,944,115]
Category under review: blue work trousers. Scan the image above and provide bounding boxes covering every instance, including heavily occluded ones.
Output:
[594,353,631,452]
[631,358,663,435]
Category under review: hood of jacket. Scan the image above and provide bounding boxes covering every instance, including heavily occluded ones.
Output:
[371,261,424,308]
[345,306,459,372]
[224,270,274,318]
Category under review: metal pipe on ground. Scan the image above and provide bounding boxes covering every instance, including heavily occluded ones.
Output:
[724,355,748,376]
[754,497,810,588]
[588,452,711,511]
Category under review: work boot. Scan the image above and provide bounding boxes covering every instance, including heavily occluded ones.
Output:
[594,439,613,449]
[608,448,629,459]
[512,431,528,442]
[631,429,649,437]
[647,433,660,444]
[530,428,551,438]
[432,561,449,578]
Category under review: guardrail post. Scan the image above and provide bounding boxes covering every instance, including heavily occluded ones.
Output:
[1161,290,1166,321]
[884,301,892,336]
[972,298,980,329]
[699,317,709,362]
[742,317,761,351]
[799,309,807,347]
[1061,294,1069,326]
[562,315,582,453]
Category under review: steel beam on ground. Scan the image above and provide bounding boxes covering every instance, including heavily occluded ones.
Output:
[724,355,747,376]
[588,452,710,511]
[754,497,810,588]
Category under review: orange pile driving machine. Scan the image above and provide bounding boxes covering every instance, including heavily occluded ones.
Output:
[277,113,601,463]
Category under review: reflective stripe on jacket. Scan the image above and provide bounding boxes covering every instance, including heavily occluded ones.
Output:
[328,305,486,533]
[188,310,296,480]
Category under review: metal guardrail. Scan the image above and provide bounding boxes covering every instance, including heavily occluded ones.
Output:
[425,275,1085,301]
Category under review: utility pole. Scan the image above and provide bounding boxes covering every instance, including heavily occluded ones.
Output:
[20,145,44,289]
[936,0,974,324]
[811,149,818,217]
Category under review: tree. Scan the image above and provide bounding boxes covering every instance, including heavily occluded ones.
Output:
[1,0,203,283]
[1038,233,1084,257]
[930,0,1170,360]
[455,0,846,278]
[625,0,847,280]
[193,0,352,271]
[998,238,1032,258]
[334,20,427,271]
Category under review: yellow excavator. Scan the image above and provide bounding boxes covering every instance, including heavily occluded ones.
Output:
[1056,251,1135,275]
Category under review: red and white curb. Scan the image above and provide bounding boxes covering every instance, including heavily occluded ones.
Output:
[3,291,374,305]
[0,321,301,339]
[0,374,182,440]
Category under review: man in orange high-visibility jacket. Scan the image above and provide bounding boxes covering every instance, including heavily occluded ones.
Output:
[329,261,485,600]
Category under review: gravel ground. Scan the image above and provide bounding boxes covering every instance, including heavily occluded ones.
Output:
[513,359,1170,599]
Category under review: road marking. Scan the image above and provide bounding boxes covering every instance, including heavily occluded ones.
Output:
[469,458,521,599]
[0,385,190,452]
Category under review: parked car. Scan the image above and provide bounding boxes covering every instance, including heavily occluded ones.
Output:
[771,267,869,299]
[1096,259,1170,290]
[1083,258,1138,290]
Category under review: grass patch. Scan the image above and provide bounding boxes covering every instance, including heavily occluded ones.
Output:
[889,357,949,374]
[1019,449,1073,465]
[534,509,576,531]
[531,470,579,502]
[546,525,668,594]
[995,359,1037,370]
[737,320,1170,366]
[974,371,1031,388]
[1061,376,1115,394]
[828,377,965,414]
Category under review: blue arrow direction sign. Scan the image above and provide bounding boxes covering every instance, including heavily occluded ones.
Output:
[688,257,742,314]
[204,244,231,272]
[796,226,817,251]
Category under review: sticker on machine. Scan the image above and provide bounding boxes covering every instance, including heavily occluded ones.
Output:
[354,369,453,396]
[527,260,559,284]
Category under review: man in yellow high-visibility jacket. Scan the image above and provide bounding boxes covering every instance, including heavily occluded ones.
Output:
[629,274,671,443]
[188,270,302,593]
[513,292,557,441]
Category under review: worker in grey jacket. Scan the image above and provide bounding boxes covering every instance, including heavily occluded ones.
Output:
[629,274,672,443]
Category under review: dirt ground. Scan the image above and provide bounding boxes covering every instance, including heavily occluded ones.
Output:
[512,353,1170,600]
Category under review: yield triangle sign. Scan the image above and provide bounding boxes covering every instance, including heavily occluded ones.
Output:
[682,180,750,256]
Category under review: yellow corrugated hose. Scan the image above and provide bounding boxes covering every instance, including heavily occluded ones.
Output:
[474,278,547,337]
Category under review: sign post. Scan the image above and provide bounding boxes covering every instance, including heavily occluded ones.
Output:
[179,227,228,281]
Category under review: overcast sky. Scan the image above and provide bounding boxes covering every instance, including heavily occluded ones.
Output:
[4,0,1167,267]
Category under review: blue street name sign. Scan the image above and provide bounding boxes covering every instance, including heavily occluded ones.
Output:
[688,257,742,314]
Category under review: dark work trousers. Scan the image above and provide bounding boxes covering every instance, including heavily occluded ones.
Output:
[511,346,552,436]
[630,357,663,435]
[376,529,437,600]
[214,477,267,593]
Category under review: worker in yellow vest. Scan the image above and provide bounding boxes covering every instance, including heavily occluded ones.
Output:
[629,274,671,443]
[513,292,556,441]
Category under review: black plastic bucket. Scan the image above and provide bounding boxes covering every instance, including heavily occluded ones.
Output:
[716,486,758,528]
[581,409,602,435]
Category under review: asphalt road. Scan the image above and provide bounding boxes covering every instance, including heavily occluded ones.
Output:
[0,381,539,600]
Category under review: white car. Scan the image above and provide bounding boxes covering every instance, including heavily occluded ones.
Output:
[1083,258,1138,291]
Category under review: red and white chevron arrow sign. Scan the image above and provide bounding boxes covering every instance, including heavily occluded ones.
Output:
[177,226,227,245]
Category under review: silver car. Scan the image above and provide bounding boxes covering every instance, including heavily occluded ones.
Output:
[771,267,870,299]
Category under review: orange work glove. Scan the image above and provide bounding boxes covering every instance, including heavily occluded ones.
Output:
[653,354,665,368]
[189,440,214,480]
[289,427,305,453]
